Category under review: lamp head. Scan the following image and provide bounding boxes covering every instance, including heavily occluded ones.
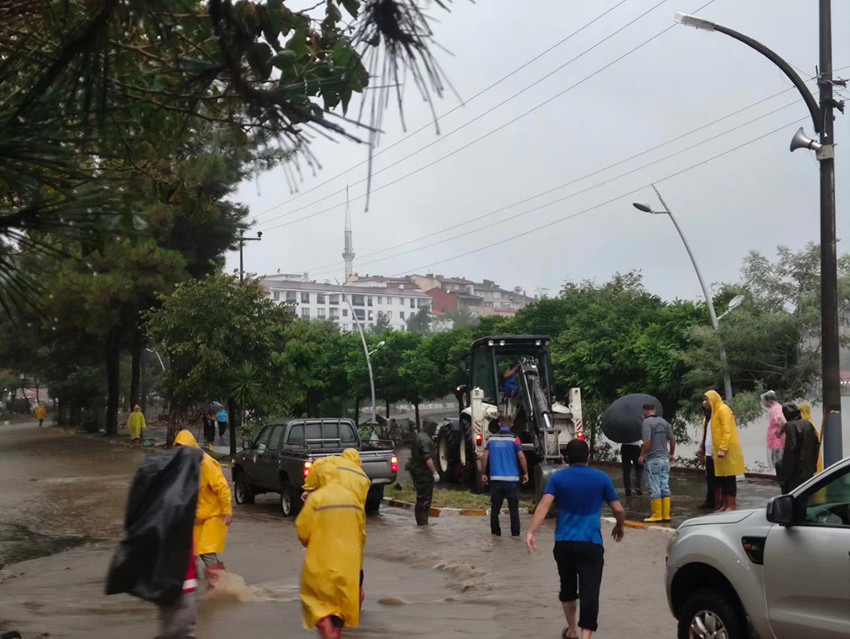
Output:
[257,231,263,239]
[633,202,653,213]
[674,12,717,31]
[728,294,745,312]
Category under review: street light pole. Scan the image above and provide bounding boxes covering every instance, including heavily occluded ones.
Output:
[238,231,263,281]
[336,282,377,425]
[675,5,844,466]
[634,185,733,403]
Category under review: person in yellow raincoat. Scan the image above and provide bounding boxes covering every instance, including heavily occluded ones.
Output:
[800,401,827,505]
[34,402,47,428]
[302,449,371,608]
[127,405,146,448]
[703,391,746,512]
[173,430,232,586]
[297,462,366,639]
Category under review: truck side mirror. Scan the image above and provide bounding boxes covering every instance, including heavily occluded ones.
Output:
[766,494,796,526]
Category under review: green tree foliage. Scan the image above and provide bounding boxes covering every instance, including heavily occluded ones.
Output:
[405,307,432,334]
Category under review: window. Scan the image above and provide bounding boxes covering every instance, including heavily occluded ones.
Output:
[273,290,281,300]
[329,294,339,305]
[317,293,326,304]
[301,292,310,304]
[352,294,365,306]
[343,308,349,317]
[410,298,415,308]
[386,311,392,319]
[354,309,365,320]
[254,425,273,450]
[340,422,357,445]
[367,296,373,307]
[267,425,285,451]
[377,296,383,305]
[287,425,304,446]
[803,466,850,527]
[301,308,310,318]
[400,311,405,320]
[421,304,431,312]
[330,307,340,319]
[286,291,297,301]
[305,423,322,448]
[318,308,326,318]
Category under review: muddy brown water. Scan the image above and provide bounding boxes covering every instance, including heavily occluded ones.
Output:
[0,420,776,638]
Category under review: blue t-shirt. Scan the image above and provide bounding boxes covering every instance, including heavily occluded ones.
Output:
[504,373,518,392]
[217,409,227,422]
[486,428,522,482]
[544,465,619,545]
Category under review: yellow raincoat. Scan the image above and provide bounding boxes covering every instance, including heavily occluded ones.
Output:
[34,404,46,421]
[127,406,146,440]
[799,402,823,474]
[302,448,371,507]
[297,462,365,630]
[705,390,746,477]
[174,430,232,555]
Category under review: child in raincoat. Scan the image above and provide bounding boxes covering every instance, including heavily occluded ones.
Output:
[127,405,146,448]
[297,462,366,639]
[173,430,233,587]
[704,391,746,511]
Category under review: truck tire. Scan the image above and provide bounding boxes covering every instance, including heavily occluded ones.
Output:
[365,485,384,514]
[234,473,255,505]
[436,429,455,482]
[677,588,745,639]
[280,484,302,517]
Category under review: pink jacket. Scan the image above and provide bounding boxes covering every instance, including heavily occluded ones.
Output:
[767,402,786,450]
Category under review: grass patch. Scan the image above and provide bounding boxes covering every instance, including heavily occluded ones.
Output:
[387,483,534,510]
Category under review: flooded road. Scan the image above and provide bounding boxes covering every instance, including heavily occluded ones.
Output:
[1,421,680,638]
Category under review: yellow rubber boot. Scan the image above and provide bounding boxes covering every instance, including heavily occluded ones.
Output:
[644,499,663,522]
[662,497,671,522]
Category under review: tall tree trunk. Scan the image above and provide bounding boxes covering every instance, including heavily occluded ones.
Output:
[385,400,391,418]
[129,323,142,409]
[228,400,238,456]
[139,352,148,414]
[105,330,121,435]
[354,397,360,426]
[414,401,420,428]
[35,382,40,403]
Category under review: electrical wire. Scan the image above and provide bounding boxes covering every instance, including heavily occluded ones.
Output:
[394,115,809,276]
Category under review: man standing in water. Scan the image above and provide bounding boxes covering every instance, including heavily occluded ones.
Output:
[410,429,439,525]
[527,439,625,639]
[482,413,529,537]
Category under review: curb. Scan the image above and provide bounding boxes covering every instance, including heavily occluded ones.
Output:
[603,516,676,533]
[382,497,488,518]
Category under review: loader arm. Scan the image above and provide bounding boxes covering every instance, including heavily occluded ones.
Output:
[516,357,558,462]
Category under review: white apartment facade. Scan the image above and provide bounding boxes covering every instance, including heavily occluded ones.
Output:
[260,276,432,333]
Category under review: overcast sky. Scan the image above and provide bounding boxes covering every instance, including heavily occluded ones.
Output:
[226,0,850,303]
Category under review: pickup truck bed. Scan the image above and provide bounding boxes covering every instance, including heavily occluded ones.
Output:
[232,418,397,517]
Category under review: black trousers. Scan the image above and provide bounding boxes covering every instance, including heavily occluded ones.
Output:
[203,421,216,445]
[217,420,227,437]
[489,481,520,536]
[412,471,434,525]
[704,456,718,507]
[620,444,643,494]
[719,474,737,497]
[553,541,605,632]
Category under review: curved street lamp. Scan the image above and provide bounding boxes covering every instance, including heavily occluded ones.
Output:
[674,6,844,467]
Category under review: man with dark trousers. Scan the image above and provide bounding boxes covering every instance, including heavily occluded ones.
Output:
[410,430,439,525]
[620,439,643,497]
[482,413,529,536]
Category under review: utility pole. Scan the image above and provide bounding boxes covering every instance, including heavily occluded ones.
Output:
[238,231,263,282]
[818,0,843,468]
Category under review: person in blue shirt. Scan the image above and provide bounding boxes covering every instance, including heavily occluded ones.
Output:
[216,408,228,444]
[481,414,528,536]
[526,440,625,639]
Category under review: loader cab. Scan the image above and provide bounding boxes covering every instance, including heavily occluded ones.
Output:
[469,335,555,411]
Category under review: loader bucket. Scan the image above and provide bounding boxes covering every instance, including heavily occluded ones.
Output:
[534,463,560,519]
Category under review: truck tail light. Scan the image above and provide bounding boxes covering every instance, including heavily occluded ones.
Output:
[741,536,766,565]
[303,461,312,477]
[577,432,585,441]
[475,433,483,446]
[391,456,398,473]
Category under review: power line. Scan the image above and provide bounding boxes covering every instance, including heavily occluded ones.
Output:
[308,100,801,277]
[258,0,716,229]
[303,80,813,276]
[251,0,633,220]
[394,116,808,276]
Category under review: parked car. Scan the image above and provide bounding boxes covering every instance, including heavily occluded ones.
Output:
[666,456,850,639]
[231,418,398,517]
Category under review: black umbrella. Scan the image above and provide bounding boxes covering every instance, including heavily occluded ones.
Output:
[601,394,664,444]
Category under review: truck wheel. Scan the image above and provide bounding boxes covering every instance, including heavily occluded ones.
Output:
[365,485,384,514]
[436,430,454,482]
[677,588,744,639]
[280,485,301,517]
[234,474,255,505]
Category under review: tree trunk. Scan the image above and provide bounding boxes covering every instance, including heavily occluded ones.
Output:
[385,400,391,418]
[228,400,238,456]
[354,397,361,426]
[105,330,121,435]
[35,382,40,403]
[414,401,420,428]
[140,352,148,414]
[129,323,142,409]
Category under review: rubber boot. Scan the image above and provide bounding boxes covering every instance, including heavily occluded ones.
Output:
[662,497,671,522]
[414,510,429,526]
[205,562,226,589]
[644,499,663,522]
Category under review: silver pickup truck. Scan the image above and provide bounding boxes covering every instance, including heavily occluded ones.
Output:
[231,418,398,517]
[665,456,850,639]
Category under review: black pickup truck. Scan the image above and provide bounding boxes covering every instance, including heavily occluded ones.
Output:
[231,418,398,516]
